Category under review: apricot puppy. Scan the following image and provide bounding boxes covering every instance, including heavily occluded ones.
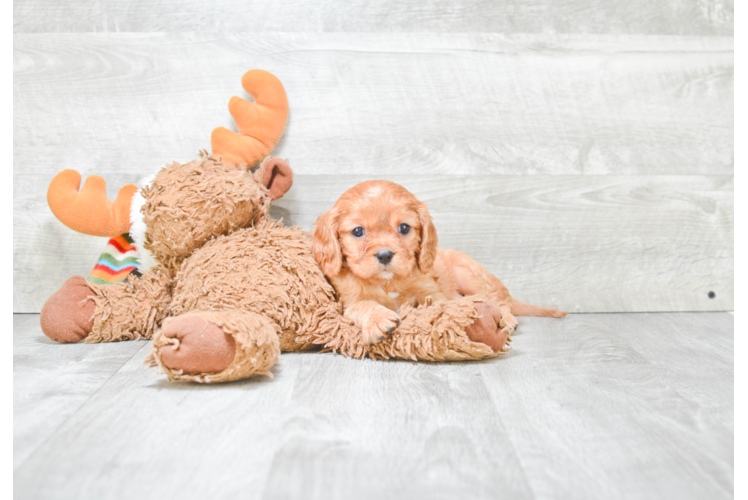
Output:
[311,181,565,344]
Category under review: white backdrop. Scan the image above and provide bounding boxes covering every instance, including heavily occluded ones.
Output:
[13,2,734,313]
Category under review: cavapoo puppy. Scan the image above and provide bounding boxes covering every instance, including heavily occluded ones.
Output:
[311,180,566,344]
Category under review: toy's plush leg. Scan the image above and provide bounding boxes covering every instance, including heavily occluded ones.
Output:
[147,310,281,383]
[40,276,97,342]
[86,270,173,343]
[368,297,511,361]
[298,299,509,362]
[40,271,173,343]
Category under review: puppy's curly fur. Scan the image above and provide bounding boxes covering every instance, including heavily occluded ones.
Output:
[312,180,566,344]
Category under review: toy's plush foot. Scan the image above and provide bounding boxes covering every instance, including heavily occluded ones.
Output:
[465,302,511,352]
[40,276,96,342]
[148,310,281,383]
[158,316,237,375]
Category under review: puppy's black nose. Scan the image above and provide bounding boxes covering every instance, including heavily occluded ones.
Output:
[375,250,394,265]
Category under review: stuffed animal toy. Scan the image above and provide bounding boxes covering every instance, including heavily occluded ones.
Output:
[39,70,511,383]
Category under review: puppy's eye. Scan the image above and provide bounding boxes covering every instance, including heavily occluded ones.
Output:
[351,227,365,238]
[399,223,411,235]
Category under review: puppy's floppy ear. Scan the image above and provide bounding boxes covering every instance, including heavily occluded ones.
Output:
[255,157,293,200]
[416,201,438,273]
[311,208,343,277]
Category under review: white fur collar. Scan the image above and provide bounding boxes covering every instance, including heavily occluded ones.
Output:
[130,170,159,271]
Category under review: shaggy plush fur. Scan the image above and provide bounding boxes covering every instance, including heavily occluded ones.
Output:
[168,220,333,352]
[86,269,173,343]
[141,154,270,270]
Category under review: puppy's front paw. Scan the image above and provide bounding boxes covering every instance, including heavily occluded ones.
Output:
[361,307,400,344]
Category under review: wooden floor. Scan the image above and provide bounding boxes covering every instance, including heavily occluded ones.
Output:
[13,312,733,499]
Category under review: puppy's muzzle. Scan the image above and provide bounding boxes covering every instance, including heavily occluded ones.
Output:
[375,249,394,265]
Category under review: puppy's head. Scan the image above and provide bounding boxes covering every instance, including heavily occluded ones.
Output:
[311,181,438,282]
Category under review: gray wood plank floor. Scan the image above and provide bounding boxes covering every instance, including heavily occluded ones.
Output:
[13,312,733,500]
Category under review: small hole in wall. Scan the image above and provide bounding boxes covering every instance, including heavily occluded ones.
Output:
[708,291,716,299]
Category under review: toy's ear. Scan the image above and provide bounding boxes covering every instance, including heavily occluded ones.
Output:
[311,208,343,277]
[416,200,438,273]
[254,157,293,200]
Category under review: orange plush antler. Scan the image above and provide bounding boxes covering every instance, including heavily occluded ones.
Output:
[211,69,289,167]
[47,170,138,237]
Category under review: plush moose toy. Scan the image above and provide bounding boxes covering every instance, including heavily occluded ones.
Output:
[40,70,511,383]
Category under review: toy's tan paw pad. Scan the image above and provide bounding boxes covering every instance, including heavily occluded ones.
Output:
[158,316,236,375]
[40,275,96,343]
[361,308,400,344]
[466,302,512,353]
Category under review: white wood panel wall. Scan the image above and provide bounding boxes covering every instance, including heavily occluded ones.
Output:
[14,0,733,34]
[13,6,733,313]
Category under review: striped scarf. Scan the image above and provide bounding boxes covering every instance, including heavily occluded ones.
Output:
[87,234,141,285]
